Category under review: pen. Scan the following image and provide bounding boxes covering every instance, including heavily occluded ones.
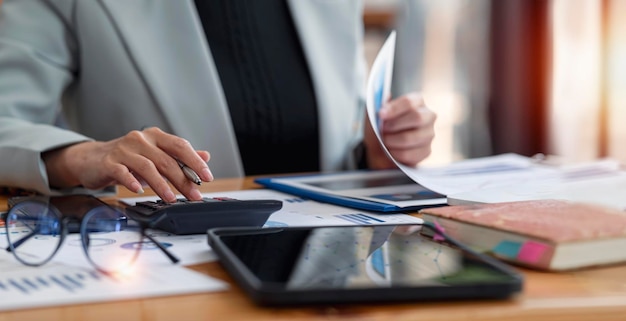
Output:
[177,159,202,185]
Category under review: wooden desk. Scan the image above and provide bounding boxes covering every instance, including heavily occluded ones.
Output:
[2,177,626,321]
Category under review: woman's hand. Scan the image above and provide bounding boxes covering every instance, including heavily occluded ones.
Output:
[42,127,213,202]
[364,92,436,169]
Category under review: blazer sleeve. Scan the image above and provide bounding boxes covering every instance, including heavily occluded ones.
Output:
[0,0,92,194]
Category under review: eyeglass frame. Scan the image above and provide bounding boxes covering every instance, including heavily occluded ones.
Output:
[3,195,179,275]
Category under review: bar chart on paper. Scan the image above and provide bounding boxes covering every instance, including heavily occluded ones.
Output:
[121,189,424,228]
[0,259,226,311]
[272,195,422,226]
[0,266,103,295]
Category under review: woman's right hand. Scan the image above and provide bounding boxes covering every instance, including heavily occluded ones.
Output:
[42,127,213,202]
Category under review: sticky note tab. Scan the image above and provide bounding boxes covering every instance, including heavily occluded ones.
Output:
[517,241,549,263]
[492,240,522,259]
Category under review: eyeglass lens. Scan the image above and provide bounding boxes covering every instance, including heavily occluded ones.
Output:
[5,201,63,266]
[5,201,148,274]
[81,207,144,272]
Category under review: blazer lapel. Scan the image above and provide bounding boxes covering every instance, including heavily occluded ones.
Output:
[97,0,244,177]
[287,0,364,170]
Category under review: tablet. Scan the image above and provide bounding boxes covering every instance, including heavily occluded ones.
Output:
[207,224,523,306]
[255,170,447,213]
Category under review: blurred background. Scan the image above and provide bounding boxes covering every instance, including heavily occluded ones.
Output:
[365,0,626,165]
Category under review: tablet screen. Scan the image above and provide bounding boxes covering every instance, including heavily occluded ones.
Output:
[304,173,416,191]
[209,225,522,304]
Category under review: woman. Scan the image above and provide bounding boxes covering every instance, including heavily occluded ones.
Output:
[0,0,435,202]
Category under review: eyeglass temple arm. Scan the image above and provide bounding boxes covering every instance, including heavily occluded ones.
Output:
[143,233,180,264]
[5,229,40,252]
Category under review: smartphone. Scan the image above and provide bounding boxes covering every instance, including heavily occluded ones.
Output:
[8,194,127,233]
[207,224,523,306]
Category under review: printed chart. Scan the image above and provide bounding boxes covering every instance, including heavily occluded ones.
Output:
[0,255,226,311]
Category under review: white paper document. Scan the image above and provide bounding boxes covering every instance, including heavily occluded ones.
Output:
[365,32,553,197]
[446,159,626,209]
[120,189,423,228]
[0,190,421,276]
[0,251,227,311]
[0,189,421,312]
[366,31,626,210]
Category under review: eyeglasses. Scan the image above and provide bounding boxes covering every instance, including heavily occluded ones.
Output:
[3,196,179,275]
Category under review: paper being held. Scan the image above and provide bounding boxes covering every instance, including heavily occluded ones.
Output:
[364,33,534,195]
[365,32,570,196]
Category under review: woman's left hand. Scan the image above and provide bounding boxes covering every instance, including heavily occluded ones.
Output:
[363,92,436,169]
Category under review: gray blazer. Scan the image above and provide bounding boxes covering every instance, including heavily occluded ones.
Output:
[0,0,414,194]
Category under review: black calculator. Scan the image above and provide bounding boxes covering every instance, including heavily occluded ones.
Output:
[124,197,283,235]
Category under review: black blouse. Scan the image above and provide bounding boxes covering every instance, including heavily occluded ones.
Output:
[194,0,320,175]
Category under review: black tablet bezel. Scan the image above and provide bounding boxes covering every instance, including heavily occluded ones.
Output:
[207,225,524,306]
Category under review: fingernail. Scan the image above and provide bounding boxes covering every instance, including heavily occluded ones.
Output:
[164,190,177,202]
[190,189,203,200]
[131,182,144,194]
[201,168,214,181]
[378,107,388,118]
